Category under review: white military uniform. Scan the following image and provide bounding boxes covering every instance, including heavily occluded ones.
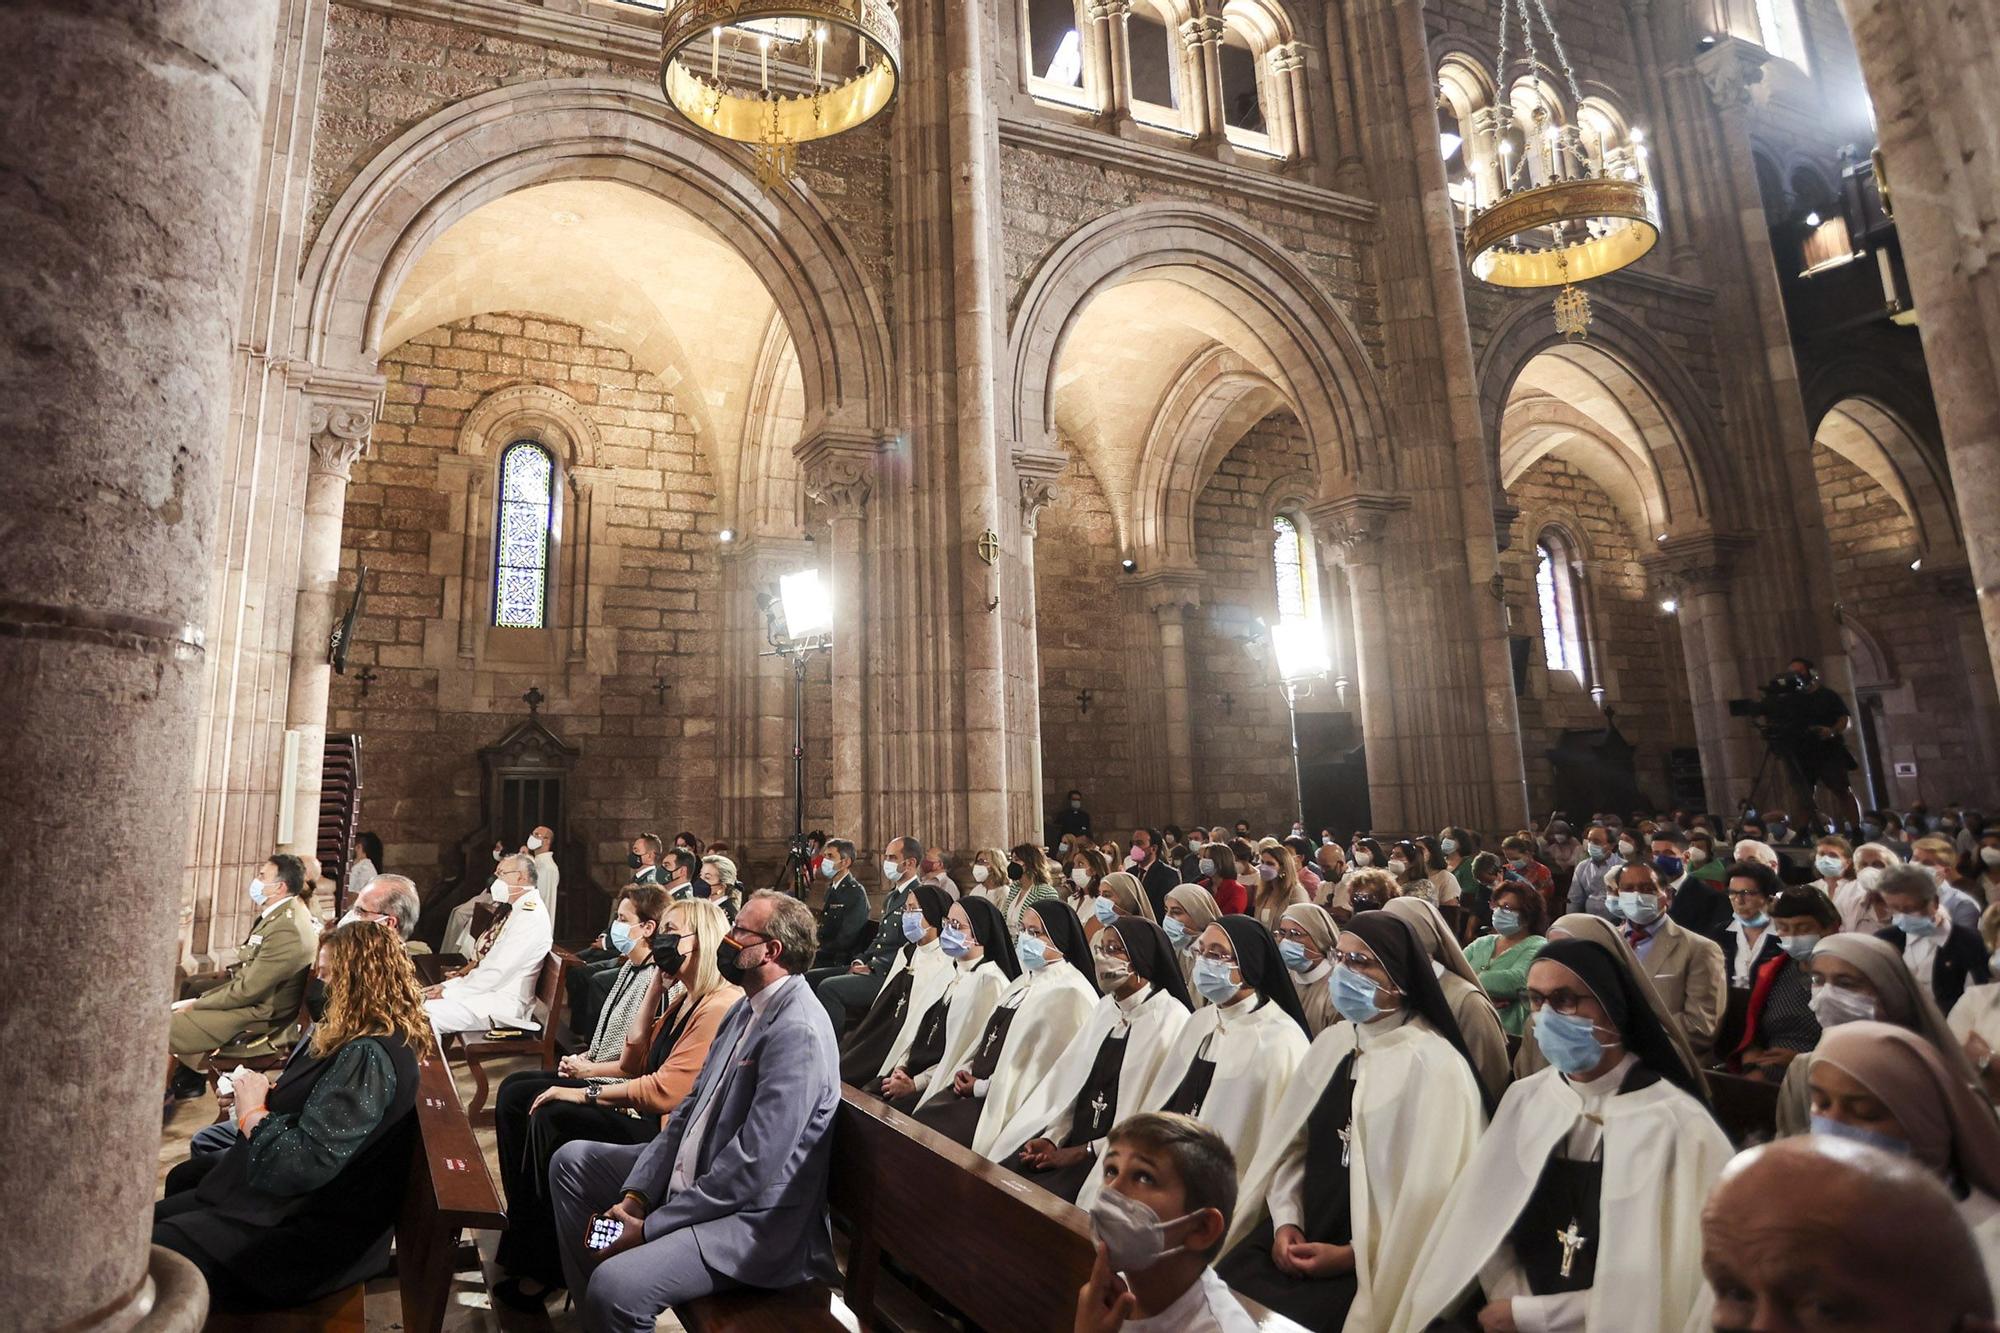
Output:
[426,888,553,1033]
[443,850,560,956]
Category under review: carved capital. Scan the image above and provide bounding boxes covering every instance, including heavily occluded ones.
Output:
[1306,492,1411,565]
[1013,445,1068,539]
[1644,532,1753,595]
[796,425,887,522]
[1493,502,1524,554]
[1267,41,1307,75]
[1131,568,1205,617]
[302,367,386,482]
[1179,15,1224,50]
[1695,37,1768,113]
[1087,0,1130,21]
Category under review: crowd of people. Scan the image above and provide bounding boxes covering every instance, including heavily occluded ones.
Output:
[152,797,2000,1331]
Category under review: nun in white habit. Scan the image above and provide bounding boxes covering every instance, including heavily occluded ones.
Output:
[1073,914,1311,1211]
[910,902,1098,1148]
[1219,912,1490,1332]
[1390,938,1731,1333]
[990,918,1192,1202]
[879,896,1019,1114]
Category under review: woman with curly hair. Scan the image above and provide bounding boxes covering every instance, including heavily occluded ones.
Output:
[154,921,433,1312]
[984,842,1063,939]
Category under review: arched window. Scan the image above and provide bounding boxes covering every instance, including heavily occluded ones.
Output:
[1273,513,1310,621]
[1024,0,1087,102]
[1218,29,1264,133]
[494,440,555,629]
[1128,0,1183,122]
[1534,532,1583,679]
[1753,0,1808,68]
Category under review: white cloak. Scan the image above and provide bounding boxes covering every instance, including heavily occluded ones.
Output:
[432,889,553,1028]
[948,956,1096,1152]
[986,984,1190,1165]
[1388,1067,1731,1333]
[871,937,954,1078]
[1225,1015,1485,1332]
[1074,993,1308,1209]
[895,957,1009,1093]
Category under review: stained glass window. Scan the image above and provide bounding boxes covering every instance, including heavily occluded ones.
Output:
[1273,514,1308,622]
[1536,535,1582,678]
[494,441,554,629]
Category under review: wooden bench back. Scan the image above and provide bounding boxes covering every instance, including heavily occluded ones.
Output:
[830,1087,1096,1333]
[529,950,565,1054]
[397,1034,506,1333]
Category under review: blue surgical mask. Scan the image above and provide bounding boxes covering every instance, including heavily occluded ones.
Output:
[1018,933,1050,971]
[1895,912,1939,939]
[1192,956,1241,1005]
[1653,855,1684,880]
[248,877,268,907]
[821,860,839,880]
[1440,838,1459,855]
[1162,917,1190,949]
[1737,911,1770,929]
[1586,843,1607,861]
[1778,933,1819,960]
[1329,963,1384,1025]
[609,920,636,955]
[902,910,928,943]
[1092,896,1119,926]
[1491,907,1522,936]
[1603,893,1626,920]
[940,924,972,958]
[1619,891,1660,925]
[1815,855,1846,879]
[1278,940,1312,973]
[1810,1114,1911,1156]
[1198,857,1216,878]
[1534,1008,1611,1076]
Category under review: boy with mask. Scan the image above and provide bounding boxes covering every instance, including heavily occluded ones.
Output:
[1074,1112,1257,1333]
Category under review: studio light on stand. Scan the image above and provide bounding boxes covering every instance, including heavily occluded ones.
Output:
[757,567,833,896]
[1272,618,1331,835]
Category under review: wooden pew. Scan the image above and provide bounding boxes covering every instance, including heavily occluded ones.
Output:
[448,949,571,1125]
[203,1036,505,1333]
[1708,1069,1783,1147]
[678,1087,1307,1333]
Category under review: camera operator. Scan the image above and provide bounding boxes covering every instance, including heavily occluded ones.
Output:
[1761,657,1862,831]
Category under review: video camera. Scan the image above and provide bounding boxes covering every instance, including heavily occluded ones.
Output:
[1728,672,1816,750]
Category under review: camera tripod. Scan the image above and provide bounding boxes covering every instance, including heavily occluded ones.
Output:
[1743,727,1827,827]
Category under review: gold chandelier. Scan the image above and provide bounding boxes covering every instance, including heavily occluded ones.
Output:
[660,0,901,189]
[1462,0,1660,339]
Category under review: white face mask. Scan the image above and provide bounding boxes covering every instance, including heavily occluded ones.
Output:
[1089,1185,1195,1274]
[1857,864,1886,892]
[1354,850,1374,867]
[1070,866,1093,890]
[972,864,990,884]
[489,878,512,902]
[883,859,902,882]
[1983,847,2000,870]
[1386,858,1408,877]
[526,834,544,851]
[1809,983,1880,1029]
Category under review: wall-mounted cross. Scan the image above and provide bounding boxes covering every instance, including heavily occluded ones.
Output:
[355,666,379,699]
[654,678,671,708]
[1076,688,1093,716]
[523,684,544,715]
[1220,693,1234,715]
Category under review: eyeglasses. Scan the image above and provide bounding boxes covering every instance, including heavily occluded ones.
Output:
[1330,949,1384,970]
[1274,925,1313,945]
[1191,948,1238,965]
[1524,987,1594,1015]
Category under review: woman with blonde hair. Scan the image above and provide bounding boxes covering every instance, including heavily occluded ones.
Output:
[1252,843,1312,933]
[154,922,432,1312]
[698,853,740,922]
[487,896,742,1310]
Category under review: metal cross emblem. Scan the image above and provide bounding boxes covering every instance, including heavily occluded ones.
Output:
[976,529,1000,566]
[894,993,907,1020]
[1337,1123,1353,1168]
[1089,1089,1109,1128]
[982,1027,1003,1058]
[1555,1219,1590,1279]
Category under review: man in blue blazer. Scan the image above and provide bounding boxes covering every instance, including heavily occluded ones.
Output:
[550,890,839,1331]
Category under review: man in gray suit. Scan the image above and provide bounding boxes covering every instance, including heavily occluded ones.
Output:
[550,890,838,1331]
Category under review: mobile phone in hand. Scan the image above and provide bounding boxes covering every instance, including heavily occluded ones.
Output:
[586,1214,625,1251]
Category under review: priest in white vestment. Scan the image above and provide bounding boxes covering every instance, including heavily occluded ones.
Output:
[913,902,1099,1150]
[990,918,1191,1201]
[1391,938,1731,1333]
[1220,912,1489,1332]
[1074,915,1310,1210]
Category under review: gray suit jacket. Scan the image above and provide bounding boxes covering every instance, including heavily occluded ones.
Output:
[621,974,840,1288]
[1643,917,1727,1056]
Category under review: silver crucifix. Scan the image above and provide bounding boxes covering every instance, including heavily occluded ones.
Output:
[1555,1218,1590,1279]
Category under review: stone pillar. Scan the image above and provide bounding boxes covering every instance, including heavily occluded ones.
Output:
[1835,0,2000,705]
[1134,571,1205,821]
[1181,15,1226,144]
[1268,42,1310,162]
[1014,448,1066,837]
[1314,499,1407,832]
[1649,536,1756,811]
[1090,0,1133,123]
[282,372,383,861]
[1621,0,1701,271]
[0,1,275,1326]
[802,441,877,846]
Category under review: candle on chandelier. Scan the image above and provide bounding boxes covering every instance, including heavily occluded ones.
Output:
[711,27,719,78]
[760,33,770,91]
[814,25,824,86]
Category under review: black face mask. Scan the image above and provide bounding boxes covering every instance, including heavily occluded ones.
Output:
[1007,861,1024,882]
[653,932,684,977]
[304,977,330,1024]
[628,853,644,870]
[695,881,714,900]
[715,936,755,986]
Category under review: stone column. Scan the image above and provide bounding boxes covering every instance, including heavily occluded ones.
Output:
[1014,448,1067,836]
[1268,42,1310,162]
[802,439,878,846]
[1313,498,1407,832]
[0,1,275,1327]
[1621,0,1701,271]
[1181,15,1227,145]
[1134,571,1205,821]
[1090,0,1133,123]
[1649,535,1756,811]
[282,371,383,860]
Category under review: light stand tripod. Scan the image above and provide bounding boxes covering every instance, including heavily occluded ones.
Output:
[756,569,832,898]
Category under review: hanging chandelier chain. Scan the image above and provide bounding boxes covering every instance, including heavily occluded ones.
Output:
[1526,0,1586,105]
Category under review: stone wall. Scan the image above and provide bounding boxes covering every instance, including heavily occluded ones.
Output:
[1503,457,1698,810]
[1813,445,1999,805]
[329,311,831,926]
